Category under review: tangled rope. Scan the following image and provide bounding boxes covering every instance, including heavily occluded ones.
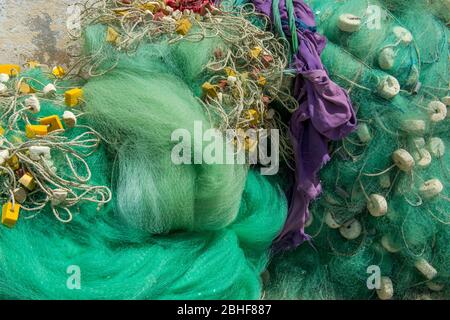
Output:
[0,71,111,225]
[65,0,297,166]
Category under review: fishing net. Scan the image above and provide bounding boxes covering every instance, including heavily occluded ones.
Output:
[0,0,290,299]
[0,0,447,300]
[264,0,449,300]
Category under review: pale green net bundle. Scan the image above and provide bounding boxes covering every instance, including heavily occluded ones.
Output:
[265,0,449,300]
[0,1,291,299]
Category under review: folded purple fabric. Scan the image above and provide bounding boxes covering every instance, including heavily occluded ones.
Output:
[251,0,356,250]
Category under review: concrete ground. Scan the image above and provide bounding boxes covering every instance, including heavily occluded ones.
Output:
[0,0,76,67]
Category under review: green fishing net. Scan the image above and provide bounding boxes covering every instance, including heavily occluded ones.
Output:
[0,2,290,299]
[266,0,449,300]
[0,79,288,298]
[0,0,447,300]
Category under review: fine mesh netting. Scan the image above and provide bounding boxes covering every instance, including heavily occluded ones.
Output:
[0,0,447,300]
[0,2,290,299]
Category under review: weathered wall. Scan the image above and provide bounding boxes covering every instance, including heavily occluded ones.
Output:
[0,0,76,67]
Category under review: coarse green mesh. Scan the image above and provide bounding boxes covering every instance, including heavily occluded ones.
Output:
[265,0,449,300]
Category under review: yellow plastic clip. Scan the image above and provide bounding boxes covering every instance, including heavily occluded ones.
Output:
[39,115,64,133]
[2,202,20,228]
[176,18,192,36]
[249,47,262,59]
[113,8,127,15]
[52,66,66,78]
[0,64,20,76]
[257,75,267,86]
[65,88,83,107]
[7,155,20,170]
[245,109,259,126]
[202,82,218,98]
[17,82,34,94]
[18,173,36,191]
[224,67,237,77]
[139,1,161,12]
[106,27,120,44]
[25,124,48,139]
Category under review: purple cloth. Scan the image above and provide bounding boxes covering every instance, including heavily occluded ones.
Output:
[251,0,356,250]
